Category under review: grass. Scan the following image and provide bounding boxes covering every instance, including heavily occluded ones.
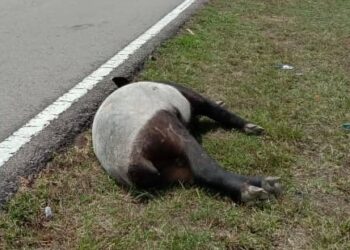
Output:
[1,0,350,249]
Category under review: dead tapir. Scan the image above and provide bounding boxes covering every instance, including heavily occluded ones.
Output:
[92,78,282,203]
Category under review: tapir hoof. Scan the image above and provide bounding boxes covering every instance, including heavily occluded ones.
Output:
[215,100,226,107]
[262,176,283,196]
[241,184,269,203]
[244,123,265,135]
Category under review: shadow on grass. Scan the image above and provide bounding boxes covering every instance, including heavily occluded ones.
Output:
[190,118,223,143]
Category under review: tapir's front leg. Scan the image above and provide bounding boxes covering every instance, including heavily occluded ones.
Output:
[163,82,264,135]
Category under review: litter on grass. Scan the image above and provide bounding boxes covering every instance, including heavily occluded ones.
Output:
[276,64,294,70]
[45,206,53,219]
[186,28,195,35]
[342,123,350,131]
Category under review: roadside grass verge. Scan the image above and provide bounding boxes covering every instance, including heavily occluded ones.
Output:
[1,0,349,249]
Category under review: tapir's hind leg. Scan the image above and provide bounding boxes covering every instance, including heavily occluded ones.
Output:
[128,110,194,188]
[164,82,264,135]
[180,120,282,201]
[131,110,280,202]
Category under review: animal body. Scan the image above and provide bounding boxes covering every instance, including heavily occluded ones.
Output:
[92,78,282,203]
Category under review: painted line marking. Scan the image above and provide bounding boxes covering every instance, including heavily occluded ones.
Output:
[0,0,197,168]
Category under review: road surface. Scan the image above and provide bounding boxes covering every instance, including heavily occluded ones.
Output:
[0,0,183,142]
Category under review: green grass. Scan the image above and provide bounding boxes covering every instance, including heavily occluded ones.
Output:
[1,0,350,249]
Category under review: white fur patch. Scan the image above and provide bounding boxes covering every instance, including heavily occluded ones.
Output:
[92,82,191,185]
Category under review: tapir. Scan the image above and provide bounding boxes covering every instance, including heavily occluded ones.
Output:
[92,78,282,203]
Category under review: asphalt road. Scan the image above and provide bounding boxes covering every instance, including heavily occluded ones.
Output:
[0,0,183,142]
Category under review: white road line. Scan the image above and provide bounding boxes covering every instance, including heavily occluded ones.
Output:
[0,0,197,167]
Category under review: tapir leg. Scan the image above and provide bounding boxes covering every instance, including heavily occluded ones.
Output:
[130,110,279,202]
[164,82,264,135]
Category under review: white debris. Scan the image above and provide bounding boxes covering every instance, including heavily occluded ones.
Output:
[186,28,195,35]
[279,64,294,70]
[45,206,53,219]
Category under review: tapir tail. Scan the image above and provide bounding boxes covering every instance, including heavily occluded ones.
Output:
[112,77,131,88]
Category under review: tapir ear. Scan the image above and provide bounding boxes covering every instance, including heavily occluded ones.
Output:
[112,77,130,88]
